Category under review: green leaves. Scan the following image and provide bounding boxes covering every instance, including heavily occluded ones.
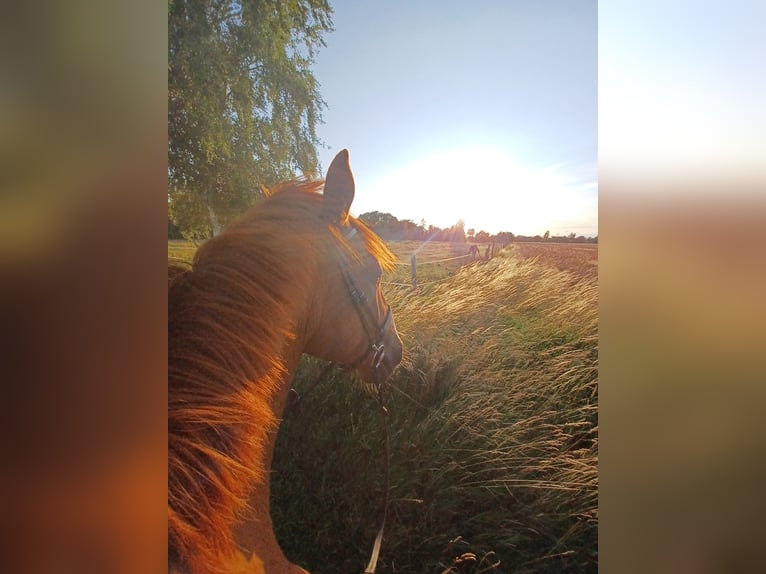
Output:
[168,0,334,236]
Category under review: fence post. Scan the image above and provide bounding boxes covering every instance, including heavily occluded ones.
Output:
[410,254,417,288]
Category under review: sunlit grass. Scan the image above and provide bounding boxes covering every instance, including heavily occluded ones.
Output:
[168,239,198,263]
[166,238,598,572]
[383,240,472,286]
[272,247,598,573]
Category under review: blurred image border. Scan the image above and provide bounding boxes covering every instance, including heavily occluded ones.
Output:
[1,1,764,571]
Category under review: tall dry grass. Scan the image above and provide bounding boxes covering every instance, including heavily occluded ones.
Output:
[272,248,598,573]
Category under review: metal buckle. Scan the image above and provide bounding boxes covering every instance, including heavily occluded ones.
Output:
[371,343,386,370]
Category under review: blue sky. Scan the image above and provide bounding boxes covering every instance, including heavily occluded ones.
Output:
[311,0,597,236]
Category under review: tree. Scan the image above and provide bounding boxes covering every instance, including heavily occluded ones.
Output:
[450,219,466,243]
[359,211,399,228]
[168,216,183,240]
[475,230,490,243]
[495,231,514,245]
[466,228,475,240]
[168,0,334,237]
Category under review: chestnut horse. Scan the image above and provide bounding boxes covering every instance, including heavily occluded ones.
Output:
[168,150,403,573]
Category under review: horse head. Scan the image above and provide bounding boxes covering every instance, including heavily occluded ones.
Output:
[303,149,403,384]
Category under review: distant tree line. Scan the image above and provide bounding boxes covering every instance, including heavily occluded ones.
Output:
[513,230,598,244]
[358,211,468,242]
[169,209,597,244]
[359,212,597,245]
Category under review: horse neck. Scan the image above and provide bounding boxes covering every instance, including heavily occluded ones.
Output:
[203,241,316,410]
[169,237,319,573]
[213,251,315,574]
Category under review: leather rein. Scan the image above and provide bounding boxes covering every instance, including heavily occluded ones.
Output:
[287,224,392,573]
[338,225,393,574]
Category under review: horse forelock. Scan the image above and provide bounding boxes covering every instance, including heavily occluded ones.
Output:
[231,178,396,270]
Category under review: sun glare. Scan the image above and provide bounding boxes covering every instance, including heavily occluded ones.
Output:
[361,146,597,237]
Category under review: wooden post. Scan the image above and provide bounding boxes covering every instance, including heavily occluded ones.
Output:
[410,254,417,288]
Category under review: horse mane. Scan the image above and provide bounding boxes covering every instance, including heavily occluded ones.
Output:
[168,179,395,572]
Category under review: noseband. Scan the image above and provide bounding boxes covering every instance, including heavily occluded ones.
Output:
[337,226,392,381]
[335,225,395,574]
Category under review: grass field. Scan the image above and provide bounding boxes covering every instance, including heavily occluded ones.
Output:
[168,239,598,573]
[509,242,598,279]
[168,239,199,263]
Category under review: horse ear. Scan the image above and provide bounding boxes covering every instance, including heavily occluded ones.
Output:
[323,149,355,223]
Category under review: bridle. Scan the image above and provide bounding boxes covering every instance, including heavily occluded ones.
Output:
[285,224,393,413]
[337,225,392,574]
[283,221,397,573]
[337,226,392,385]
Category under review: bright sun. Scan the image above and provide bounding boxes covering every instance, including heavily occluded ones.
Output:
[361,145,596,237]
